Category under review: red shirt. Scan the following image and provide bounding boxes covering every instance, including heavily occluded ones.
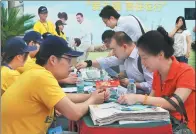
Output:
[153,56,195,133]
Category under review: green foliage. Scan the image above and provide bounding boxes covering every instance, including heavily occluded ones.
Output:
[1,6,35,46]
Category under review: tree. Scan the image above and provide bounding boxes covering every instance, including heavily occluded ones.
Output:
[1,6,35,47]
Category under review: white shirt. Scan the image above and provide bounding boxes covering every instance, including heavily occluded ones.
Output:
[96,47,153,92]
[114,16,145,42]
[173,30,191,57]
[76,20,92,62]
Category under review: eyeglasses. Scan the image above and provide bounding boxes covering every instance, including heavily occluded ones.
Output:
[58,56,72,63]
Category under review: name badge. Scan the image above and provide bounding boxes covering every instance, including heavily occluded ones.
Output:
[48,126,63,134]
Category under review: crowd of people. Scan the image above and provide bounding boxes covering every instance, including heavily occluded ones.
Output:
[1,5,195,134]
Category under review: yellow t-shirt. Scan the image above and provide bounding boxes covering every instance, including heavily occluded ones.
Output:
[58,31,66,40]
[34,20,58,36]
[1,66,20,91]
[2,64,66,134]
[17,56,36,73]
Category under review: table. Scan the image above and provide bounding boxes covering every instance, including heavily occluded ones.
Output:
[61,81,173,134]
[78,114,172,134]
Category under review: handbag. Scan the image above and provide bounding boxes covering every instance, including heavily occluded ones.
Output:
[162,94,193,134]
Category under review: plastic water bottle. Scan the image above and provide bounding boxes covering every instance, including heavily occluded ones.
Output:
[127,79,136,94]
[100,69,104,80]
[76,71,84,93]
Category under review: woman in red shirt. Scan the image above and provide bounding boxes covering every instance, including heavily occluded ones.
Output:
[118,26,195,133]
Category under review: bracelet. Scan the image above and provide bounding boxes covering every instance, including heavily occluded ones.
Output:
[84,60,92,67]
[143,94,148,105]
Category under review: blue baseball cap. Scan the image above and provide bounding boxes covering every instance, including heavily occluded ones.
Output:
[23,31,43,44]
[38,35,83,58]
[4,37,37,58]
[38,6,48,14]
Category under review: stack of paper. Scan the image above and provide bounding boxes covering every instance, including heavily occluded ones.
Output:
[89,102,170,126]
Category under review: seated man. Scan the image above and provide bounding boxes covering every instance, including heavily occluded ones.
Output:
[2,36,109,134]
[77,32,153,95]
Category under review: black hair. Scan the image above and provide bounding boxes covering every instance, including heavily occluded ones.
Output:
[55,21,64,36]
[102,30,115,42]
[74,38,81,47]
[35,51,63,66]
[42,32,52,40]
[58,12,68,20]
[35,51,48,66]
[112,31,133,46]
[99,5,120,19]
[137,26,174,59]
[76,12,83,17]
[1,52,29,65]
[176,16,187,30]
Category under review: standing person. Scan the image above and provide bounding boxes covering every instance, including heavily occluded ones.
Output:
[169,16,192,63]
[58,12,68,25]
[2,36,110,134]
[75,12,92,62]
[55,20,66,40]
[76,32,153,95]
[99,5,145,42]
[1,37,37,95]
[17,31,43,73]
[33,6,57,35]
[118,27,195,133]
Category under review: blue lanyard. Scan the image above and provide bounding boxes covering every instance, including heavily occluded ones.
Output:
[3,64,13,70]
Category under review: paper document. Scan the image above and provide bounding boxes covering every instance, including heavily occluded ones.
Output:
[62,87,77,93]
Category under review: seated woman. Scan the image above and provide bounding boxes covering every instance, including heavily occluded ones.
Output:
[117,26,195,133]
[1,37,37,95]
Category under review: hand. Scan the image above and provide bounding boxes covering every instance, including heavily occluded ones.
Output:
[120,78,129,87]
[117,94,138,105]
[55,109,62,117]
[65,75,78,84]
[89,89,105,104]
[96,87,111,101]
[185,51,190,58]
[76,62,87,70]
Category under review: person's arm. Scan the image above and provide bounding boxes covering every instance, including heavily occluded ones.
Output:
[136,66,153,92]
[55,90,105,121]
[66,93,91,103]
[76,56,123,70]
[185,31,192,58]
[58,75,77,84]
[149,89,155,96]
[169,27,178,38]
[118,88,192,111]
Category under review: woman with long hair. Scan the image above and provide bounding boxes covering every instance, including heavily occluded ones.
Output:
[118,27,195,133]
[169,16,192,63]
[55,20,66,40]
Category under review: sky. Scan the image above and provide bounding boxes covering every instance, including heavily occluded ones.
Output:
[2,1,195,45]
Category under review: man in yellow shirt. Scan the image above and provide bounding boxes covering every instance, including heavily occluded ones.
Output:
[18,31,78,84]
[33,6,57,36]
[17,31,43,73]
[2,36,109,134]
[1,37,37,95]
